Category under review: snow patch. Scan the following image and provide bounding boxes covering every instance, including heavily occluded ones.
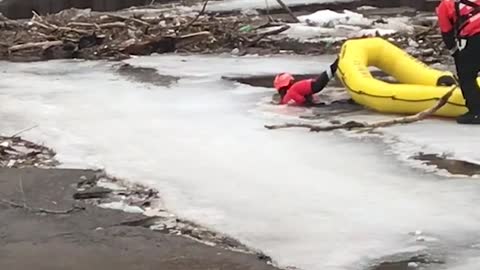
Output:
[407,262,419,268]
[266,10,414,43]
[298,10,371,27]
[205,0,354,12]
[97,178,128,191]
[99,201,145,214]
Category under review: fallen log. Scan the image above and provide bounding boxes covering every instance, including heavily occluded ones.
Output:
[57,26,91,35]
[8,40,63,52]
[120,31,211,55]
[247,25,290,47]
[34,32,57,40]
[265,85,457,132]
[73,187,112,200]
[67,21,101,30]
[175,31,212,48]
[105,14,151,26]
[99,22,127,29]
[29,20,57,31]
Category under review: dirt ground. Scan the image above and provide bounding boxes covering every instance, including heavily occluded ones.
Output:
[0,167,277,270]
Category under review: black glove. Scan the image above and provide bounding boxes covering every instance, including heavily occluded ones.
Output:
[304,94,315,106]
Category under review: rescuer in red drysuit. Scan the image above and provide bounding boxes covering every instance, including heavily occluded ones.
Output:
[437,0,480,124]
[273,58,339,106]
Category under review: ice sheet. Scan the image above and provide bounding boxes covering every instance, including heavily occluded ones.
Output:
[1,55,480,270]
[381,121,480,165]
[448,257,480,270]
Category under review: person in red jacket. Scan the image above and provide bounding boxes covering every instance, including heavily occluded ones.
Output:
[273,58,338,106]
[437,0,480,124]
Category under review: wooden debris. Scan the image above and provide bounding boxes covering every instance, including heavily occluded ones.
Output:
[0,6,454,61]
[0,134,58,168]
[98,21,127,29]
[73,187,112,200]
[57,26,91,34]
[30,20,57,31]
[8,40,63,52]
[105,14,150,26]
[67,21,100,28]
[265,121,366,132]
[175,31,212,48]
[265,85,457,132]
[180,0,209,31]
[1,6,292,61]
[358,85,456,130]
[247,25,290,47]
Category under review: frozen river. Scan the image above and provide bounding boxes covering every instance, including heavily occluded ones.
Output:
[1,55,480,270]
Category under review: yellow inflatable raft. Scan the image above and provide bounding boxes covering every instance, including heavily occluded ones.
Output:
[336,37,468,117]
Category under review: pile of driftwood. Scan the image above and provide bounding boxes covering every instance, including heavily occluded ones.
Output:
[0,8,210,61]
[251,15,451,61]
[0,4,292,61]
[0,134,58,168]
[0,1,452,62]
[388,23,451,64]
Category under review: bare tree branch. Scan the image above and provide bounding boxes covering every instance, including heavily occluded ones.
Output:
[0,199,85,215]
[180,0,209,32]
[265,85,457,132]
[18,176,27,208]
[11,124,38,137]
[274,0,299,23]
[247,25,290,47]
[1,176,85,215]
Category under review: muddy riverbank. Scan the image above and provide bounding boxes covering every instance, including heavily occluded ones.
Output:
[0,167,277,270]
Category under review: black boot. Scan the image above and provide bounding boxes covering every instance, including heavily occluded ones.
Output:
[456,111,480,124]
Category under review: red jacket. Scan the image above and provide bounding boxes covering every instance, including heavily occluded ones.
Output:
[281,79,313,105]
[437,0,480,37]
